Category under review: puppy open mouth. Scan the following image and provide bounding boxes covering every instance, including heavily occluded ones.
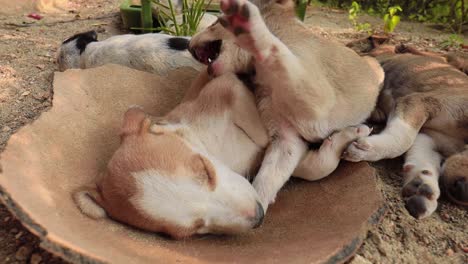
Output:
[189,40,222,65]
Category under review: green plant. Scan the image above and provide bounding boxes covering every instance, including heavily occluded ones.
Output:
[296,0,308,21]
[141,0,153,33]
[383,5,402,33]
[440,34,464,49]
[348,2,372,34]
[138,0,211,36]
[318,0,467,33]
[154,0,212,36]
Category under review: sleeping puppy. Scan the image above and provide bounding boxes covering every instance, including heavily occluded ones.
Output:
[56,31,203,74]
[74,71,371,238]
[56,14,218,74]
[343,44,468,219]
[188,0,384,211]
[395,44,468,75]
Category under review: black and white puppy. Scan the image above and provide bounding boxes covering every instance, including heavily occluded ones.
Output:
[56,30,205,74]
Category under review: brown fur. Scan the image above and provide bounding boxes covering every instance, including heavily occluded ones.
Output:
[372,48,468,141]
[367,44,468,209]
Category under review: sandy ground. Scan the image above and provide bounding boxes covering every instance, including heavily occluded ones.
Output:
[0,0,467,263]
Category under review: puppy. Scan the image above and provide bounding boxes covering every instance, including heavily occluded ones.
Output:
[343,44,468,219]
[74,71,371,238]
[57,31,203,74]
[188,0,384,210]
[394,44,468,75]
[56,13,219,74]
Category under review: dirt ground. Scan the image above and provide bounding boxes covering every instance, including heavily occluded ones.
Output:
[0,0,466,263]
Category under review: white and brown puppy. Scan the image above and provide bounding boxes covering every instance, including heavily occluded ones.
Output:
[188,0,384,211]
[75,71,371,238]
[56,31,203,74]
[343,44,468,219]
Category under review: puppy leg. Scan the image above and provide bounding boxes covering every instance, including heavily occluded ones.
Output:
[396,44,443,59]
[294,125,372,181]
[401,133,442,219]
[218,0,302,71]
[219,0,279,60]
[181,69,211,102]
[219,0,320,128]
[230,77,269,148]
[253,132,308,212]
[344,94,437,162]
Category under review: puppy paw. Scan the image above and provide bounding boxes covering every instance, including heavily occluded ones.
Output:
[404,195,437,220]
[326,125,371,152]
[219,0,271,59]
[252,179,277,213]
[219,0,253,34]
[343,137,377,162]
[402,176,439,219]
[354,124,373,137]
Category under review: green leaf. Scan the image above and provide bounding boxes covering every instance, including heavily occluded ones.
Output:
[151,1,170,10]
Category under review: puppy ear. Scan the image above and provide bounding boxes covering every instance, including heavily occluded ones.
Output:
[149,119,186,135]
[62,30,98,54]
[403,163,415,173]
[120,106,147,137]
[73,185,106,219]
[191,155,217,191]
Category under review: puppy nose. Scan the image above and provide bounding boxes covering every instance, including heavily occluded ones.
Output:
[252,201,265,229]
[450,177,468,202]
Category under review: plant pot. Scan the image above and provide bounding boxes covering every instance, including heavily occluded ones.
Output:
[120,0,145,30]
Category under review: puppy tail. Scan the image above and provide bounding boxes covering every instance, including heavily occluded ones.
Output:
[73,186,107,219]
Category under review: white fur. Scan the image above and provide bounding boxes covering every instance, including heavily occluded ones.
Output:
[404,133,442,187]
[345,117,419,162]
[57,34,202,74]
[193,112,264,178]
[57,14,219,74]
[82,34,201,74]
[403,133,442,218]
[132,152,261,234]
[252,133,308,210]
[73,190,106,219]
[132,170,209,228]
[294,125,372,181]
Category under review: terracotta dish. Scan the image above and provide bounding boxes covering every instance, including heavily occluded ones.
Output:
[0,65,383,264]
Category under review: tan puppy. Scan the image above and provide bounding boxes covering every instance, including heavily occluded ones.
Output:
[189,0,384,210]
[75,71,371,238]
[344,44,468,219]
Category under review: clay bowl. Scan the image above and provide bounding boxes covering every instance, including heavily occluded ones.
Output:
[0,65,383,264]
